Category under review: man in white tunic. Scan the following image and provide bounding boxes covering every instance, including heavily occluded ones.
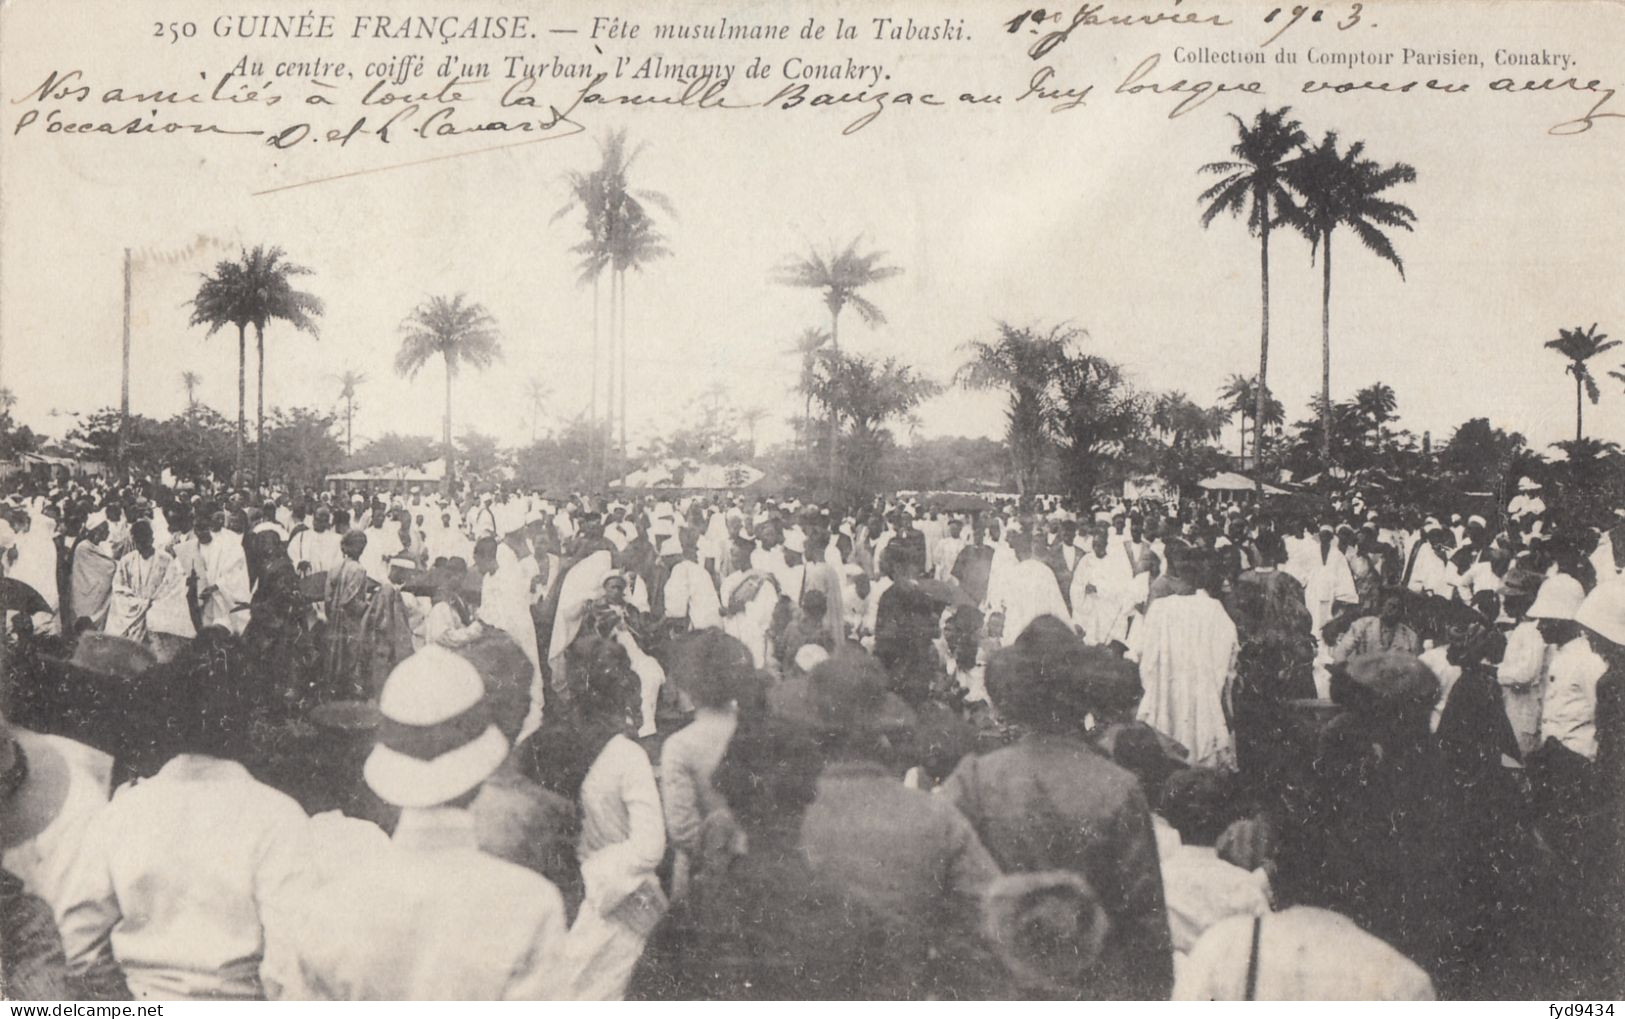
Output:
[1071,528,1138,647]
[989,531,1071,644]
[194,513,251,635]
[1130,551,1240,768]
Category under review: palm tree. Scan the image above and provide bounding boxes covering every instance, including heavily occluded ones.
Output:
[956,322,1073,504]
[555,130,672,482]
[608,197,672,463]
[188,261,253,485]
[333,369,367,455]
[1353,382,1398,452]
[785,328,832,443]
[1216,373,1282,461]
[188,246,323,489]
[180,371,202,412]
[1544,323,1619,441]
[740,406,768,459]
[1288,132,1418,465]
[524,376,552,443]
[1199,108,1307,489]
[777,238,903,495]
[395,294,503,494]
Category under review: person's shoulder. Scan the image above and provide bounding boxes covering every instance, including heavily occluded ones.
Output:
[474,850,568,913]
[602,732,654,768]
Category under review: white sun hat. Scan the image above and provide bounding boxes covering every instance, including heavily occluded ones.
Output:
[1526,574,1586,621]
[364,645,509,809]
[1575,580,1625,645]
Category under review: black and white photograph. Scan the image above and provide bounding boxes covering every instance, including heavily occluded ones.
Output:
[0,0,1621,1004]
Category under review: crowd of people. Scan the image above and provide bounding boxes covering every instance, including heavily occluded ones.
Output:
[1,469,1622,999]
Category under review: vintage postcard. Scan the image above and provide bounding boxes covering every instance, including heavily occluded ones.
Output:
[1,0,1621,1004]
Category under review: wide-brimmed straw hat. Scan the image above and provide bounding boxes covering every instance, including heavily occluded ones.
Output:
[364,646,509,808]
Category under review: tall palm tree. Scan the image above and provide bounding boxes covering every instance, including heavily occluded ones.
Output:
[333,369,367,455]
[556,130,672,482]
[525,376,552,443]
[955,322,1074,504]
[188,261,254,485]
[395,294,503,494]
[1288,132,1418,465]
[739,406,768,459]
[1199,108,1307,489]
[785,328,832,443]
[188,246,322,490]
[180,371,202,411]
[608,198,672,464]
[777,238,903,495]
[1544,323,1619,441]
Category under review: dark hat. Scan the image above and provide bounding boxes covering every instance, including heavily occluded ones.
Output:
[771,645,914,736]
[1501,565,1544,599]
[987,617,1139,728]
[982,871,1110,994]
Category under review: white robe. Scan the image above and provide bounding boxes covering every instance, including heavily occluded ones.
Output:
[287,528,342,578]
[1130,591,1239,769]
[719,571,780,669]
[481,553,544,738]
[106,548,194,642]
[1071,549,1137,646]
[992,559,1071,644]
[1303,544,1358,636]
[661,560,721,631]
[10,523,61,633]
[195,534,251,635]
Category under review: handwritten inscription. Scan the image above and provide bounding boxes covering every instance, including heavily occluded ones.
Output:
[7,0,1621,153]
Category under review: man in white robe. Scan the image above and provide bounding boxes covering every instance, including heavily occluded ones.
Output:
[106,521,195,660]
[661,533,721,631]
[1071,528,1138,647]
[1303,527,1359,637]
[1129,572,1240,769]
[287,508,343,579]
[988,531,1071,644]
[474,537,543,738]
[9,509,61,635]
[193,514,251,635]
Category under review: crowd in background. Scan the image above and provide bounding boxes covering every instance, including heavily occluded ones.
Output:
[1,469,1622,999]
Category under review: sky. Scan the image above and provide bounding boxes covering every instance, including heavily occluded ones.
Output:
[2,0,1622,461]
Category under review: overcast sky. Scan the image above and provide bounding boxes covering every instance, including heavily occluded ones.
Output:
[3,0,1621,460]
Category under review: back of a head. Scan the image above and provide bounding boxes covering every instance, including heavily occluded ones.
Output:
[451,632,534,743]
[1159,767,1234,847]
[669,629,755,711]
[713,716,826,830]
